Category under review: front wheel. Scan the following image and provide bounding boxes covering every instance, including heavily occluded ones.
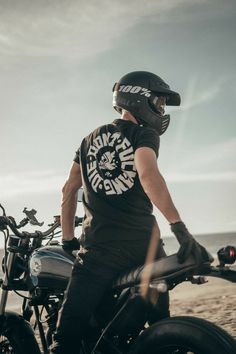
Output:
[0,311,41,354]
[129,316,236,354]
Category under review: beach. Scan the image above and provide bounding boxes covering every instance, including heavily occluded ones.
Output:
[170,275,236,338]
[2,266,236,343]
[1,238,236,345]
[162,233,236,338]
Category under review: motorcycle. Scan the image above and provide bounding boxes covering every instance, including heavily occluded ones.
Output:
[0,203,236,354]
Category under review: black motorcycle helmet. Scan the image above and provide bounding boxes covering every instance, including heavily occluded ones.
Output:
[112,71,181,135]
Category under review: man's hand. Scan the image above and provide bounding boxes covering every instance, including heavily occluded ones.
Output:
[62,237,80,253]
[171,221,208,264]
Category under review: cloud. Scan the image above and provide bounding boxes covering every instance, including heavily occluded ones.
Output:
[180,82,222,111]
[182,138,236,171]
[165,75,228,158]
[163,137,236,182]
[165,171,236,183]
[168,75,227,116]
[154,0,236,25]
[0,170,66,199]
[0,0,210,61]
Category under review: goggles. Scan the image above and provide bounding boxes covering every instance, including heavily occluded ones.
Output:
[149,96,167,115]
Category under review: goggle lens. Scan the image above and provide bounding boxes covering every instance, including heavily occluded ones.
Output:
[150,96,167,115]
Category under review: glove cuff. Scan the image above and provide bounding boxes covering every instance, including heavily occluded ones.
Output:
[170,221,185,226]
[62,237,77,243]
[170,221,187,232]
[62,237,80,250]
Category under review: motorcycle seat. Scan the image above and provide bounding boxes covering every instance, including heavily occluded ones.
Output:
[112,253,213,291]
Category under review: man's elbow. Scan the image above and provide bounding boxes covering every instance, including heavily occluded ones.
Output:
[139,170,166,194]
[62,181,68,194]
[139,172,154,193]
[62,180,79,196]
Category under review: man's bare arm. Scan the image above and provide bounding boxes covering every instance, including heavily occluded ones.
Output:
[61,162,82,241]
[134,147,181,224]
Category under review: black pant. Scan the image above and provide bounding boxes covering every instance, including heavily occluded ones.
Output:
[50,240,169,354]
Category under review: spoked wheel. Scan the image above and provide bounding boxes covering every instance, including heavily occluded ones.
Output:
[129,316,236,354]
[0,333,20,354]
[0,330,41,354]
[0,313,41,354]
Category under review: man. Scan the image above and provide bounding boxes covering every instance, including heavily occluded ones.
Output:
[50,71,207,354]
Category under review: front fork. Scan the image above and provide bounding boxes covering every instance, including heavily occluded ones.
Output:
[0,251,15,315]
[0,250,49,353]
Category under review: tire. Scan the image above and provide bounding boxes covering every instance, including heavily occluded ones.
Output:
[128,316,236,354]
[0,311,41,354]
[0,332,39,354]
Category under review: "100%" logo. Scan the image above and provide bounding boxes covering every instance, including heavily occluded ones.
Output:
[118,85,151,97]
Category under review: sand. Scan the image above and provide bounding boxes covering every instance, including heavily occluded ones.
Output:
[170,275,236,338]
[3,275,236,339]
[1,265,236,348]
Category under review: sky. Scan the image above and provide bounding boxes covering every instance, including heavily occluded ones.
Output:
[0,0,236,240]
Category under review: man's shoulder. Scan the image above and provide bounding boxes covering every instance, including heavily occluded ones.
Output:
[136,125,159,139]
[134,125,160,156]
[89,121,118,136]
[80,121,119,147]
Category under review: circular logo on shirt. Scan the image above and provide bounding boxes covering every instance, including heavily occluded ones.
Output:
[86,132,136,195]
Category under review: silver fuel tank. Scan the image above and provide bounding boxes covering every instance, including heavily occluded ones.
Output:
[29,245,75,290]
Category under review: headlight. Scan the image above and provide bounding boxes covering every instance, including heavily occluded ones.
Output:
[29,257,42,276]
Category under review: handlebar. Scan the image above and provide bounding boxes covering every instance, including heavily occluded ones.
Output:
[0,202,84,237]
[0,215,60,239]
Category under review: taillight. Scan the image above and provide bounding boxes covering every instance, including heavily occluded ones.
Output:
[217,246,236,265]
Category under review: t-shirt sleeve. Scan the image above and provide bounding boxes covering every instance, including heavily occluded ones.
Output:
[135,128,160,158]
[73,147,80,164]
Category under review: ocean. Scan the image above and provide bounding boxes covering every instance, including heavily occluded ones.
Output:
[163,232,236,258]
[0,231,235,310]
[0,232,235,262]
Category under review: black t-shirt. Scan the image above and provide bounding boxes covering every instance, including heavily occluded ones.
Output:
[74,119,160,248]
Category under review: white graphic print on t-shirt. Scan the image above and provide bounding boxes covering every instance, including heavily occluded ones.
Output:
[86,132,137,195]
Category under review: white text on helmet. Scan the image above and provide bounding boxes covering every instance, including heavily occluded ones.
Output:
[118,85,151,98]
